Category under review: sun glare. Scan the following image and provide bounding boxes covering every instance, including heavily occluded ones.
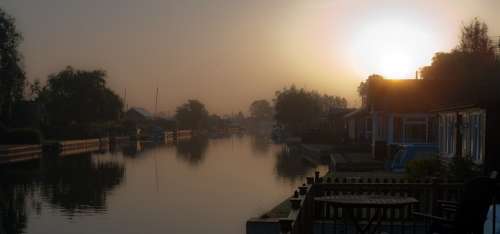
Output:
[350,18,438,79]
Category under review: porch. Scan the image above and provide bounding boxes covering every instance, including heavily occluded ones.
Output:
[269,173,495,234]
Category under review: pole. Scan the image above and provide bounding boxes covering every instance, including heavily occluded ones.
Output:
[155,87,159,115]
[124,88,128,110]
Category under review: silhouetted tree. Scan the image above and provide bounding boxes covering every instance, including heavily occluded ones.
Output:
[207,114,224,130]
[416,18,500,108]
[273,86,347,134]
[249,99,273,121]
[457,18,496,56]
[175,100,209,130]
[0,8,25,124]
[421,18,500,80]
[357,74,383,99]
[26,79,42,101]
[40,67,123,127]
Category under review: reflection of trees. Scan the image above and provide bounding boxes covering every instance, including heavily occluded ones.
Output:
[121,141,145,157]
[274,147,316,183]
[0,155,125,233]
[39,154,125,215]
[250,134,270,155]
[0,165,39,234]
[121,141,160,158]
[0,183,29,234]
[175,136,209,166]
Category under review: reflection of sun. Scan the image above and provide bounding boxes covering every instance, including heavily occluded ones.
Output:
[350,18,438,78]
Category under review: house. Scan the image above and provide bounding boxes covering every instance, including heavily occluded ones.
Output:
[344,108,371,144]
[365,78,437,159]
[124,107,153,123]
[435,102,500,172]
[301,108,353,144]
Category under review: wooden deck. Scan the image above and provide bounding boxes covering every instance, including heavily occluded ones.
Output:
[248,174,466,234]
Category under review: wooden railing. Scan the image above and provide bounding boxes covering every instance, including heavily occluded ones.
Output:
[278,174,465,234]
[58,138,107,156]
[176,130,192,139]
[0,145,42,164]
[165,130,192,143]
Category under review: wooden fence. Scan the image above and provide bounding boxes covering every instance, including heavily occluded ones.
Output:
[277,174,465,234]
[165,130,192,143]
[0,145,42,164]
[58,138,107,156]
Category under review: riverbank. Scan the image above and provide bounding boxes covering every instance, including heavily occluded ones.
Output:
[250,143,399,223]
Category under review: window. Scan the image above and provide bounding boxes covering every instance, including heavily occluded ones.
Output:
[394,116,403,142]
[402,116,427,143]
[439,113,456,157]
[464,111,484,162]
[404,123,427,143]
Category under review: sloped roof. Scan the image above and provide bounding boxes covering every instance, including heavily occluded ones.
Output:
[368,78,433,113]
[344,108,369,119]
[367,77,500,113]
[128,107,153,118]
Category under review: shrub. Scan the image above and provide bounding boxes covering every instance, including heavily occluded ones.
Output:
[406,158,442,179]
[0,122,7,135]
[1,128,42,144]
[448,156,481,182]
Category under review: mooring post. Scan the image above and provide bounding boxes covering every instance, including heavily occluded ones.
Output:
[299,186,308,196]
[306,177,314,185]
[279,218,293,234]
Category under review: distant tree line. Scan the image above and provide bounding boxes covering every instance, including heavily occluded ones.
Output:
[0,7,124,141]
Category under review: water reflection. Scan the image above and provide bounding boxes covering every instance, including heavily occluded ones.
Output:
[0,162,41,234]
[39,155,125,215]
[274,146,318,184]
[175,136,209,166]
[250,134,271,155]
[0,154,125,234]
[0,180,30,234]
[0,136,326,234]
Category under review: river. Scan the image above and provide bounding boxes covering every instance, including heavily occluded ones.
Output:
[0,134,327,234]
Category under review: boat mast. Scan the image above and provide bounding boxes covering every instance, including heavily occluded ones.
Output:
[154,87,159,116]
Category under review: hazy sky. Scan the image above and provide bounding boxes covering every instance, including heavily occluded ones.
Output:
[2,0,500,114]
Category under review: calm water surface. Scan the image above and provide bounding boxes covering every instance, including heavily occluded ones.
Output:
[0,134,326,234]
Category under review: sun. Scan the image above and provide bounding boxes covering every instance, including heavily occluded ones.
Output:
[379,51,414,78]
[349,18,438,79]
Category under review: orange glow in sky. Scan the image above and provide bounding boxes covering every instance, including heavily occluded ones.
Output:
[2,0,500,111]
[350,19,440,78]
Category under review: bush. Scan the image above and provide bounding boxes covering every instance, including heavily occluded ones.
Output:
[406,158,442,179]
[448,156,481,182]
[0,122,7,135]
[1,128,42,144]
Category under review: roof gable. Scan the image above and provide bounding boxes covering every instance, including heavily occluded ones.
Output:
[128,107,153,118]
